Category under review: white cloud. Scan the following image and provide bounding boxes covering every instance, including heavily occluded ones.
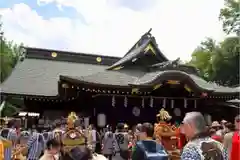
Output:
[0,0,225,60]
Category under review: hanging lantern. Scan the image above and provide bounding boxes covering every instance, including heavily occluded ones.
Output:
[93,108,96,116]
[171,100,174,108]
[124,96,128,108]
[112,96,115,107]
[163,98,166,108]
[150,97,153,108]
[184,99,187,108]
[141,97,145,108]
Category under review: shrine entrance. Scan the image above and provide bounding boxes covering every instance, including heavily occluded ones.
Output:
[92,81,200,127]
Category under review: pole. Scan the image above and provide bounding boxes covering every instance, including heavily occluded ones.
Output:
[0,101,6,117]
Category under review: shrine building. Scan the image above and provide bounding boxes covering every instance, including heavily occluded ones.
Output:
[0,29,239,127]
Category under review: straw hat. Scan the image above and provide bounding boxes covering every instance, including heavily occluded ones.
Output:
[211,121,221,127]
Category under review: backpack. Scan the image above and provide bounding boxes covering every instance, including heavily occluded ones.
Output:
[1,128,10,139]
[136,140,168,160]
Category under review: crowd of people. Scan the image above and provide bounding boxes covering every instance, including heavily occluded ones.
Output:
[0,111,239,160]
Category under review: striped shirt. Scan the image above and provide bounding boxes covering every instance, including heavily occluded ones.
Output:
[0,128,18,160]
[26,132,45,160]
[42,131,54,149]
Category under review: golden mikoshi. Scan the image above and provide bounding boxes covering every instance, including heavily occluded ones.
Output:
[67,112,78,129]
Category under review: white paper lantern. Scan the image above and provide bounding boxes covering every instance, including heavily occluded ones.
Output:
[132,107,140,117]
[173,108,181,117]
[97,114,106,127]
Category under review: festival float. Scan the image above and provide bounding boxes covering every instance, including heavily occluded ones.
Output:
[62,112,107,160]
[154,108,181,160]
[62,112,87,152]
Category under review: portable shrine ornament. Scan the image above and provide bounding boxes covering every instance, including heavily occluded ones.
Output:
[154,108,180,153]
[62,112,85,148]
[156,108,172,121]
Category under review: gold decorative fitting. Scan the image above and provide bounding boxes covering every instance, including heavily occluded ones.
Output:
[167,80,180,85]
[112,66,124,70]
[51,52,57,58]
[184,84,191,92]
[144,44,156,55]
[153,84,162,90]
[131,88,139,94]
[96,57,102,62]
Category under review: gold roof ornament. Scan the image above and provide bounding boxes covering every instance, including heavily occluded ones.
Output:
[96,57,102,62]
[157,108,172,121]
[67,112,78,129]
[51,52,57,58]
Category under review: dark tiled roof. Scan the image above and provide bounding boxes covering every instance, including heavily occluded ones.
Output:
[60,69,146,87]
[107,40,150,69]
[61,68,239,94]
[26,47,121,65]
[0,47,121,96]
[131,70,239,93]
[107,29,168,70]
[149,58,200,76]
[0,59,109,96]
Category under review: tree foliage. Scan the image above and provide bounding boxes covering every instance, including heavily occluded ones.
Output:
[0,20,23,83]
[0,18,23,116]
[188,37,239,86]
[189,0,240,86]
[219,0,240,35]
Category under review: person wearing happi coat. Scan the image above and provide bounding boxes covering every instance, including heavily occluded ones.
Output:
[112,123,129,160]
[102,125,114,160]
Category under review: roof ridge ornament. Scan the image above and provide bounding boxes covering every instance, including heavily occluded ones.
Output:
[151,58,180,68]
[141,28,152,39]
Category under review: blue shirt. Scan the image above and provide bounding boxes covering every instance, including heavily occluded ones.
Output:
[26,132,44,160]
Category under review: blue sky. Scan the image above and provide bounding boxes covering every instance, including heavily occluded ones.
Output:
[0,0,79,19]
[0,0,225,60]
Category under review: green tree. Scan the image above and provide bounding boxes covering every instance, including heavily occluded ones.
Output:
[212,37,239,86]
[188,37,239,86]
[219,0,240,35]
[187,38,216,80]
[0,19,23,116]
[0,20,23,83]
